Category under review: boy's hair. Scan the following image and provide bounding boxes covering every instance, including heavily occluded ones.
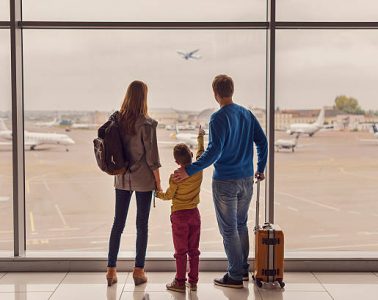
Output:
[212,74,234,98]
[173,143,192,166]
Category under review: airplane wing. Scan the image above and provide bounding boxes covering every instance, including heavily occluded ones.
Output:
[189,49,199,55]
[177,51,186,56]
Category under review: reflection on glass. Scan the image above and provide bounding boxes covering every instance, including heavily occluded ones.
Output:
[275,30,378,251]
[277,0,378,21]
[22,0,265,22]
[22,30,266,252]
[0,30,12,254]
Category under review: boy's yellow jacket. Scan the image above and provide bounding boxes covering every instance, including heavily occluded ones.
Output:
[156,135,204,212]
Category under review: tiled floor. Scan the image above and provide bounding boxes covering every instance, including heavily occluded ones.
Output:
[0,271,378,300]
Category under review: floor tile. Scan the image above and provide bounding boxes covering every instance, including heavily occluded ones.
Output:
[274,272,325,291]
[314,272,378,300]
[50,272,128,300]
[124,272,174,292]
[0,272,66,293]
[258,291,332,300]
[0,292,52,300]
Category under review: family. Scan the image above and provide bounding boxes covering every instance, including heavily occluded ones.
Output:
[105,74,268,292]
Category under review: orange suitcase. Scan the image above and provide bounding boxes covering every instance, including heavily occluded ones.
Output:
[252,180,285,288]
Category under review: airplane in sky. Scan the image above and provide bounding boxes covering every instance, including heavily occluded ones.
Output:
[0,119,75,151]
[275,134,300,152]
[177,49,201,60]
[287,107,325,137]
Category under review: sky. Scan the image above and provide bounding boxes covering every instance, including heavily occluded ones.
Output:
[1,1,378,111]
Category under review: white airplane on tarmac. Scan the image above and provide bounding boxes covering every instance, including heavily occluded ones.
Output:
[0,119,75,151]
[177,49,201,60]
[287,107,325,137]
[160,125,207,149]
[275,134,300,152]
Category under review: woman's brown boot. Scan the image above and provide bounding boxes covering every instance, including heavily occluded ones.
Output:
[133,267,147,286]
[106,267,118,287]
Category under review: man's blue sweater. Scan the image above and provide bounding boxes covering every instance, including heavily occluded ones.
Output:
[186,103,268,180]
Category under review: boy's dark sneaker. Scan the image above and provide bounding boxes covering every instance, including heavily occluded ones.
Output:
[186,282,197,291]
[166,279,186,293]
[243,272,250,281]
[214,273,243,289]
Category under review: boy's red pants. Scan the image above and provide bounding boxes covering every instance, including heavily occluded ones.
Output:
[171,207,201,284]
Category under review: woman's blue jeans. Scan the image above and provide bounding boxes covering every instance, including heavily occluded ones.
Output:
[107,189,152,268]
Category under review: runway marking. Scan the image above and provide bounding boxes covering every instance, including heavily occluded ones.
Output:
[54,204,68,227]
[339,167,378,181]
[29,211,36,233]
[347,210,361,215]
[309,234,339,239]
[48,227,80,232]
[287,206,299,212]
[294,243,378,251]
[358,231,378,236]
[90,240,109,244]
[277,191,340,212]
[42,179,50,191]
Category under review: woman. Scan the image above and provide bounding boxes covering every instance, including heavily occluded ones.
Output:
[106,80,162,286]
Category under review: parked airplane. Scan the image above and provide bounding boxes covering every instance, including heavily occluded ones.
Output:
[35,118,60,127]
[177,49,201,60]
[373,124,378,138]
[287,107,325,137]
[0,119,75,151]
[275,134,300,152]
[160,126,207,148]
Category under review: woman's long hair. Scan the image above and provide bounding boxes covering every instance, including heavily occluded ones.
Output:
[120,80,148,135]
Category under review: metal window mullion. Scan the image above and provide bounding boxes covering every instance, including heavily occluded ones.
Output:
[266,0,276,224]
[10,0,26,257]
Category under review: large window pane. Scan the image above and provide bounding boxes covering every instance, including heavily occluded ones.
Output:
[22,0,266,22]
[277,0,378,21]
[0,30,12,255]
[23,30,266,253]
[0,1,9,20]
[276,30,378,251]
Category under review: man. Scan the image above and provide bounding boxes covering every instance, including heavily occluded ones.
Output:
[174,74,268,288]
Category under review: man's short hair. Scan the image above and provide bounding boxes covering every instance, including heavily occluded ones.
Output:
[212,74,234,98]
[173,143,192,166]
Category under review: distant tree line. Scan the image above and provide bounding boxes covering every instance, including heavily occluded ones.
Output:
[334,95,365,115]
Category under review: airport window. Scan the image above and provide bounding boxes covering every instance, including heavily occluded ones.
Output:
[22,0,265,22]
[277,0,378,21]
[275,30,378,251]
[22,29,267,252]
[0,29,13,255]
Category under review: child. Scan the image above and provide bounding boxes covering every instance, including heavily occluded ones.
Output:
[155,127,205,293]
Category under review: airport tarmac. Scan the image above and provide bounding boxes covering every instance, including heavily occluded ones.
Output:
[0,126,378,254]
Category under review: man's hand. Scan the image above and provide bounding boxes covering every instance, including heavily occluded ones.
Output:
[173,167,189,182]
[254,172,265,181]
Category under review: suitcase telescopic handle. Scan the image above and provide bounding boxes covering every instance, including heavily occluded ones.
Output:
[254,179,260,233]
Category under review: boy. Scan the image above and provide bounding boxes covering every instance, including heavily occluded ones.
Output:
[155,127,205,293]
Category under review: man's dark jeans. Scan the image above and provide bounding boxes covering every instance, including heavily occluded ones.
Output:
[107,189,152,268]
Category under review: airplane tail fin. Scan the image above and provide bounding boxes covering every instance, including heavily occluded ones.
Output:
[314,107,325,126]
[175,124,180,134]
[0,119,9,131]
[373,123,378,133]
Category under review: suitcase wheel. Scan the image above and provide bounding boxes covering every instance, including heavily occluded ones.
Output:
[278,280,285,288]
